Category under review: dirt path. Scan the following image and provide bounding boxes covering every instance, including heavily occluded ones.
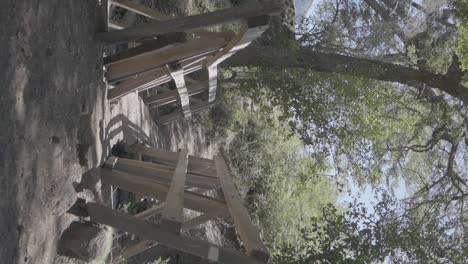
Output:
[0,0,104,263]
[0,1,224,263]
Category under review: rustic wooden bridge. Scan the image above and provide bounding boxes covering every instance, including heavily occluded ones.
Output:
[76,143,270,263]
[101,0,284,124]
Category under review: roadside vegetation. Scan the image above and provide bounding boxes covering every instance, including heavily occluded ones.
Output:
[198,0,468,262]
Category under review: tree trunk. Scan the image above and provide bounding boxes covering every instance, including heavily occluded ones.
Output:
[222,45,468,104]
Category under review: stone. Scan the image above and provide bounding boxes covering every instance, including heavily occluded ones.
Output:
[58,221,112,262]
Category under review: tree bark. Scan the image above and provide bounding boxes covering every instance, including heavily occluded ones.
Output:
[222,45,468,104]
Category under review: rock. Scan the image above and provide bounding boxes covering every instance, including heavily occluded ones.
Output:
[58,221,112,262]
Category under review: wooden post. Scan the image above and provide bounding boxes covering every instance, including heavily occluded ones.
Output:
[113,156,219,189]
[100,167,228,215]
[161,149,189,233]
[168,64,191,119]
[97,0,284,43]
[106,37,227,82]
[205,16,270,67]
[85,203,264,264]
[215,156,270,262]
[207,66,218,103]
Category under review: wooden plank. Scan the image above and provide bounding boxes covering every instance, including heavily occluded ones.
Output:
[114,157,219,189]
[181,212,217,232]
[100,167,228,215]
[106,37,227,82]
[97,0,284,43]
[86,203,263,264]
[144,79,208,107]
[110,0,234,38]
[159,102,214,125]
[122,206,217,259]
[111,0,169,20]
[104,37,171,66]
[108,19,128,30]
[215,156,270,262]
[161,149,189,233]
[205,16,270,67]
[127,143,216,176]
[120,240,158,259]
[107,56,206,101]
[134,202,165,220]
[207,66,218,103]
[168,64,191,119]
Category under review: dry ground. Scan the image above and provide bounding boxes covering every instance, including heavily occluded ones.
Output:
[0,0,226,263]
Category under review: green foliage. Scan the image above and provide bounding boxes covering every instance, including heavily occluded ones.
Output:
[456,0,468,70]
[203,84,338,250]
[273,196,467,264]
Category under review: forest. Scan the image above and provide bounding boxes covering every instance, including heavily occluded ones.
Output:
[198,0,468,262]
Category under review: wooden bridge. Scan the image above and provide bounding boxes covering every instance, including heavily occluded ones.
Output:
[73,2,287,262]
[101,0,284,124]
[75,143,270,263]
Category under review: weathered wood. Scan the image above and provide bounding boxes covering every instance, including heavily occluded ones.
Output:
[108,19,128,30]
[106,37,226,82]
[107,56,206,100]
[207,66,218,103]
[145,82,207,107]
[111,0,168,20]
[181,212,217,232]
[113,157,219,189]
[215,156,270,262]
[86,203,263,264]
[168,64,191,119]
[104,37,172,66]
[127,143,217,176]
[120,240,158,259]
[205,16,270,68]
[97,0,284,43]
[161,150,189,233]
[159,102,214,125]
[100,167,228,215]
[134,202,165,220]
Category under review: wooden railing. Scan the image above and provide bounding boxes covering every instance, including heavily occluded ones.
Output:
[101,0,283,124]
[75,143,270,263]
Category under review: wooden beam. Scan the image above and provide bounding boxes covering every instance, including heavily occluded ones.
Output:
[159,102,214,125]
[205,16,270,67]
[181,212,217,232]
[85,203,263,264]
[107,55,206,100]
[110,0,235,38]
[100,167,228,215]
[106,37,226,82]
[207,66,218,103]
[111,0,169,20]
[113,157,219,189]
[120,240,158,259]
[134,202,165,220]
[122,206,217,260]
[161,149,189,233]
[127,143,217,176]
[104,37,171,66]
[143,80,208,107]
[97,0,284,43]
[215,156,270,262]
[108,19,128,30]
[168,64,191,119]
